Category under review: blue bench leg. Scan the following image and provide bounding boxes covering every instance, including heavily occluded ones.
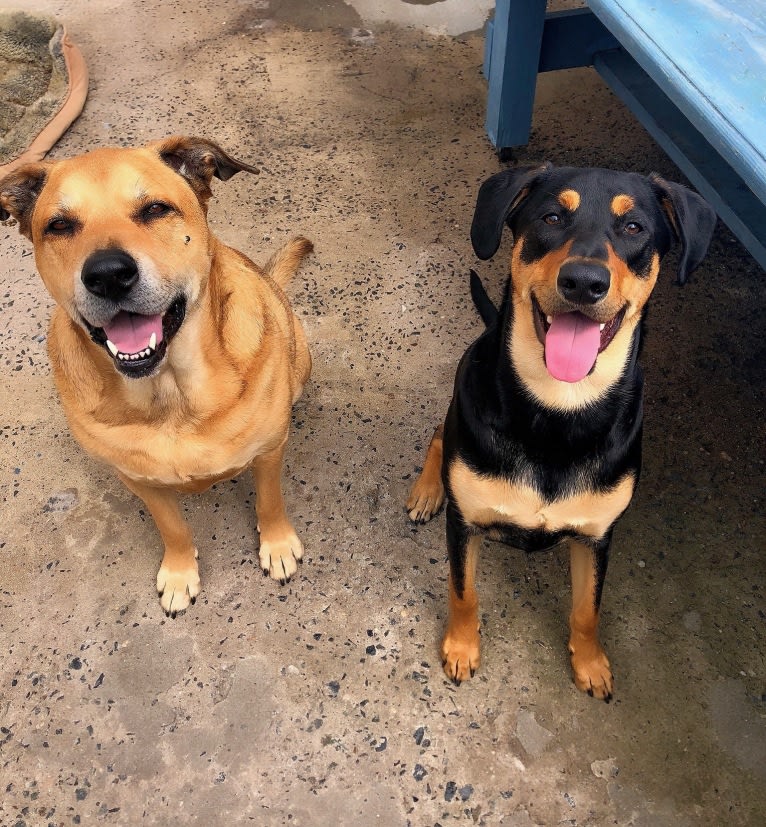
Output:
[484,0,547,149]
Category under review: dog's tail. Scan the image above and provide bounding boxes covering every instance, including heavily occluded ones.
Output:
[264,236,314,286]
[470,269,498,327]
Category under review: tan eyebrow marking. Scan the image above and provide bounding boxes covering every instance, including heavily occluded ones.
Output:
[611,194,635,215]
[558,189,581,211]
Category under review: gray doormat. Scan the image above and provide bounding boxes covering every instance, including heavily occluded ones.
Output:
[0,9,88,175]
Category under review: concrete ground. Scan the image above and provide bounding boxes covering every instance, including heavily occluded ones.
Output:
[1,1,764,824]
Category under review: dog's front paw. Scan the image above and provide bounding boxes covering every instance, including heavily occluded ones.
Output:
[441,628,481,685]
[258,528,303,584]
[406,477,445,523]
[569,639,614,701]
[156,553,201,617]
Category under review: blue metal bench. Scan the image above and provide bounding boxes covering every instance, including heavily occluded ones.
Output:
[484,0,766,270]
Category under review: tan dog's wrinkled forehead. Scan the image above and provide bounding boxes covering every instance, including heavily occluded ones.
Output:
[33,146,206,229]
[0,135,259,240]
[31,147,213,284]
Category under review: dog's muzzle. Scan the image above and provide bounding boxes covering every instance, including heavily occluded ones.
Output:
[526,260,622,383]
[533,295,626,385]
[80,249,187,379]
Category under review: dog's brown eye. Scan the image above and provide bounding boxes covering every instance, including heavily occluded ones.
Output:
[45,217,74,235]
[625,221,642,235]
[543,213,561,225]
[142,202,172,220]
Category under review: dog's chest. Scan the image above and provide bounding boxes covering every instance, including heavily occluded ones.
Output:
[449,458,634,539]
[108,418,276,489]
[87,370,288,489]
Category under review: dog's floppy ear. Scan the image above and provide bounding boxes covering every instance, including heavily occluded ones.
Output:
[155,135,259,205]
[0,164,49,239]
[649,174,717,284]
[471,163,552,260]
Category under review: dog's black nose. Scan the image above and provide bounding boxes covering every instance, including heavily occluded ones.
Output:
[81,250,139,301]
[557,262,610,305]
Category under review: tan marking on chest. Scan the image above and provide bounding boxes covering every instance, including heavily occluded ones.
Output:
[450,459,635,539]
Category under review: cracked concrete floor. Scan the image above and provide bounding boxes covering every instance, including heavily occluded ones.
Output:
[1,1,765,825]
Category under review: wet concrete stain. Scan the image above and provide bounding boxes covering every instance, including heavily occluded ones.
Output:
[268,0,362,31]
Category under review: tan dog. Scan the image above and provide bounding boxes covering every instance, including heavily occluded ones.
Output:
[0,136,313,615]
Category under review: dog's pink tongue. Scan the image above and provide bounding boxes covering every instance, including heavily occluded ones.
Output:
[103,311,163,354]
[544,312,601,383]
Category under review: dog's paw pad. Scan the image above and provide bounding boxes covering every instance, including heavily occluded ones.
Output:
[259,532,304,583]
[441,632,481,684]
[156,560,201,616]
[570,644,613,701]
[406,485,445,524]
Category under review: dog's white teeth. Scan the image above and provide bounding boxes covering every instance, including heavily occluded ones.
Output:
[599,323,606,331]
[546,315,553,325]
[111,341,157,361]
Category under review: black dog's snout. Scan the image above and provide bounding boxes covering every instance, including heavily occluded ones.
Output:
[81,250,139,301]
[557,261,610,305]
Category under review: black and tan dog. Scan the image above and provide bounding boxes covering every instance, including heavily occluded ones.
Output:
[407,164,716,699]
[0,136,312,615]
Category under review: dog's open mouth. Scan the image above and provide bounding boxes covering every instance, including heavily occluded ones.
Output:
[533,298,626,383]
[85,296,187,378]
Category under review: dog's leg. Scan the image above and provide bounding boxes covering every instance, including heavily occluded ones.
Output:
[118,474,200,617]
[441,504,481,683]
[252,442,303,583]
[406,423,445,522]
[568,537,613,701]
